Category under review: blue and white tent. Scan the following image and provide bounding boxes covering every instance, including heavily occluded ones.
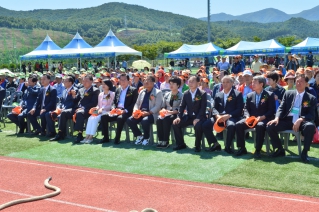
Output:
[83,30,142,58]
[165,43,224,58]
[20,35,61,60]
[290,37,319,54]
[50,32,93,59]
[225,39,285,56]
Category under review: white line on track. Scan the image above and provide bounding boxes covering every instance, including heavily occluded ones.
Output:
[0,189,116,212]
[1,157,319,205]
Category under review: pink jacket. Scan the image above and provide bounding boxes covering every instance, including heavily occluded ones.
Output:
[96,91,115,112]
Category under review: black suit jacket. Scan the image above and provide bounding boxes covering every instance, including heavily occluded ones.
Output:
[244,90,275,121]
[75,86,100,113]
[21,85,41,112]
[6,81,17,89]
[212,89,244,118]
[59,86,78,110]
[178,89,207,121]
[112,86,138,115]
[276,90,316,122]
[33,85,57,112]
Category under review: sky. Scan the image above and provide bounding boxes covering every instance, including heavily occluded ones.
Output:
[1,0,319,18]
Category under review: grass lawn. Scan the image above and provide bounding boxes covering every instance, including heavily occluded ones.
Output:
[1,120,319,197]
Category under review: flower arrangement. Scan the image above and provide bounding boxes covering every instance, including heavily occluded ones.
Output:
[84,92,89,97]
[126,91,132,97]
[105,94,111,100]
[171,94,179,101]
[149,94,155,101]
[227,96,233,102]
[260,95,268,104]
[194,95,201,101]
[45,91,50,96]
[303,101,310,107]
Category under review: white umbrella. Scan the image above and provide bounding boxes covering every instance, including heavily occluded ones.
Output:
[132,60,151,70]
[0,68,13,75]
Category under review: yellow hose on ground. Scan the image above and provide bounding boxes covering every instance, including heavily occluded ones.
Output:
[0,177,61,210]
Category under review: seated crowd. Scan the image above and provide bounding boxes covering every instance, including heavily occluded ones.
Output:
[3,58,319,164]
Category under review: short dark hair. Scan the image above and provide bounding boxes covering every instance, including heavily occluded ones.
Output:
[146,75,155,83]
[120,73,129,81]
[150,68,155,74]
[266,72,279,83]
[66,75,75,84]
[296,74,309,83]
[43,74,51,80]
[169,76,181,88]
[84,75,93,81]
[102,79,114,90]
[28,74,38,82]
[220,70,229,76]
[189,75,200,82]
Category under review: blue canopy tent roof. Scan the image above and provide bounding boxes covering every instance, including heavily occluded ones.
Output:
[20,35,61,60]
[289,37,319,54]
[83,30,142,58]
[50,32,93,59]
[225,39,285,56]
[164,43,224,59]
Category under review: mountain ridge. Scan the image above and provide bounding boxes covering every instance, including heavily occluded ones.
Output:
[201,6,319,23]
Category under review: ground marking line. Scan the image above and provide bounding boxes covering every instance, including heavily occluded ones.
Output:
[0,189,116,212]
[1,157,319,205]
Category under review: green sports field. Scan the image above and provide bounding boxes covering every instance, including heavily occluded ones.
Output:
[1,121,319,197]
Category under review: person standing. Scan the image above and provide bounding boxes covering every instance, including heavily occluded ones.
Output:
[251,55,263,73]
[306,51,314,67]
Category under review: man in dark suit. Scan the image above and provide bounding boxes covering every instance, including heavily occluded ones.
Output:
[211,70,228,99]
[7,75,40,133]
[28,74,57,136]
[16,76,27,94]
[267,74,316,163]
[235,76,275,157]
[48,75,78,140]
[99,73,138,144]
[205,75,244,153]
[72,75,99,143]
[172,76,207,152]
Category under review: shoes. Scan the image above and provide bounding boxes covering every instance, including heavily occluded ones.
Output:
[161,141,169,149]
[96,137,109,144]
[208,143,221,152]
[156,141,163,148]
[301,151,310,163]
[46,132,56,138]
[40,132,46,136]
[31,130,41,136]
[114,139,120,145]
[194,147,201,152]
[173,144,187,151]
[80,139,88,144]
[236,147,248,156]
[271,148,285,157]
[135,135,144,145]
[49,133,64,141]
[85,139,93,144]
[254,150,261,159]
[142,139,149,145]
[73,133,84,144]
[224,147,234,154]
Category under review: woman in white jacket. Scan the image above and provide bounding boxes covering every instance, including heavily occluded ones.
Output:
[81,79,115,144]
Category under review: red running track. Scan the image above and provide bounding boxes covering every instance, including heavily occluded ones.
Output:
[0,156,318,212]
